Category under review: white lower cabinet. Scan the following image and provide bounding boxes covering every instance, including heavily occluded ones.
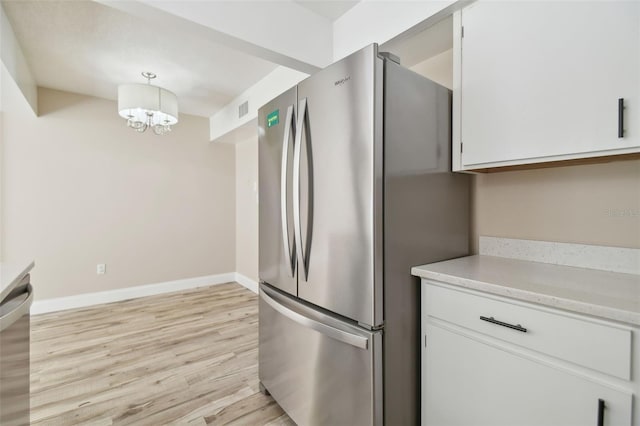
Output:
[421,282,637,426]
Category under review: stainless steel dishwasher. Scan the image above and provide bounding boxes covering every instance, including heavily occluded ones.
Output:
[0,273,33,426]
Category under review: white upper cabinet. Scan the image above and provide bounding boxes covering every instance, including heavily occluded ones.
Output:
[453,1,640,170]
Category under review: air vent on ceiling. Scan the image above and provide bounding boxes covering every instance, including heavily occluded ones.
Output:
[238,101,249,118]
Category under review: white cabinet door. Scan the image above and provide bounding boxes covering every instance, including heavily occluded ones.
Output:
[457,1,640,169]
[422,323,632,426]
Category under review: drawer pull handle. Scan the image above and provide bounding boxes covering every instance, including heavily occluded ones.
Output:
[597,399,605,426]
[480,316,527,333]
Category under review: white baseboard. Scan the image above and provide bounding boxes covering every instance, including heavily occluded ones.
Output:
[31,272,237,315]
[234,273,259,294]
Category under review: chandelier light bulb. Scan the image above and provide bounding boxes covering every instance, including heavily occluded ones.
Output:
[153,124,171,135]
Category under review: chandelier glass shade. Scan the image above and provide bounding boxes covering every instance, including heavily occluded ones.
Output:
[117,73,178,135]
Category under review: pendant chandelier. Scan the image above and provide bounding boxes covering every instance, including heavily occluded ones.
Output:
[118,72,178,135]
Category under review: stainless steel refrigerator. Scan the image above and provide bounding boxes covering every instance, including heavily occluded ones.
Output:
[258,44,470,425]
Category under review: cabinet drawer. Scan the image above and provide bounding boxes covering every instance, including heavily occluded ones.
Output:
[423,283,632,380]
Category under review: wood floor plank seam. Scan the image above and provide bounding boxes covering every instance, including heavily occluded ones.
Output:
[30,282,294,426]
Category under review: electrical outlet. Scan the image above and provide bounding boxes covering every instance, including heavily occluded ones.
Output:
[97,264,106,275]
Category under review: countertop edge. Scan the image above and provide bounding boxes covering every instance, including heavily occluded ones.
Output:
[411,264,640,327]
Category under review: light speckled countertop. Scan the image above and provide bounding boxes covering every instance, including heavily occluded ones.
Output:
[412,255,640,326]
[0,260,34,303]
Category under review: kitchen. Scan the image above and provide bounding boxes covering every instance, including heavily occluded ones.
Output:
[0,1,638,425]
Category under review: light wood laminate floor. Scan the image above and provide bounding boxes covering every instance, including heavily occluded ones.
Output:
[30,282,295,425]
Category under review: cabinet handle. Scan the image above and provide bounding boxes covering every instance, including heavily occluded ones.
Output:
[479,316,527,333]
[618,98,624,138]
[597,399,605,426]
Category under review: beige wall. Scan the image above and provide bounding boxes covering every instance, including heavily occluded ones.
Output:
[472,159,640,252]
[235,136,259,282]
[2,84,236,300]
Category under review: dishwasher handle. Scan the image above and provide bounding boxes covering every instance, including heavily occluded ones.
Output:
[0,284,33,332]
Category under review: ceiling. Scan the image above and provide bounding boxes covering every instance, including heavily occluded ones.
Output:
[294,1,359,20]
[2,0,361,118]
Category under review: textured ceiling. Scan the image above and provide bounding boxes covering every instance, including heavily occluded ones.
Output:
[2,0,279,117]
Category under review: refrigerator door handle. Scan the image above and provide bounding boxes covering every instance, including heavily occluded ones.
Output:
[281,104,296,277]
[261,286,369,349]
[293,97,309,281]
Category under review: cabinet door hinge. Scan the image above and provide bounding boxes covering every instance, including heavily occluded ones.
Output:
[460,142,464,154]
[461,26,465,38]
[424,334,427,348]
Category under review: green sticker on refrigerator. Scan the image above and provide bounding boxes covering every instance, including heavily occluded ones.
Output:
[267,109,279,128]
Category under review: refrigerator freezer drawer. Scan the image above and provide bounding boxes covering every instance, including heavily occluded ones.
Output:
[259,284,382,426]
